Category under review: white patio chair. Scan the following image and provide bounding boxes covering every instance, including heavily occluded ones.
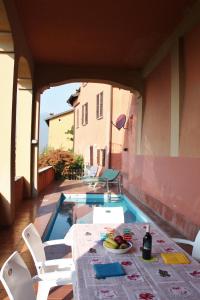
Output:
[93,206,124,224]
[82,165,99,179]
[172,230,200,261]
[22,223,75,296]
[0,251,49,300]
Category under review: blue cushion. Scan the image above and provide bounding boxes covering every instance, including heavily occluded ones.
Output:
[93,262,126,279]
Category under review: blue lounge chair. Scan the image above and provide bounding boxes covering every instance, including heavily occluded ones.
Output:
[83,168,122,193]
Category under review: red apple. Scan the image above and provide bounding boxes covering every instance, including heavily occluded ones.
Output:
[114,235,125,245]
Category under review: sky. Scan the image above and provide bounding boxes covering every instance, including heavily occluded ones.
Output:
[39,82,80,153]
[40,82,80,114]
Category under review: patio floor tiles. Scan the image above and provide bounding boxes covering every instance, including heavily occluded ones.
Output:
[0,179,193,300]
[48,286,74,300]
[0,197,40,299]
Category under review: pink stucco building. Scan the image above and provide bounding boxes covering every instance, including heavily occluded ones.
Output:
[68,83,132,170]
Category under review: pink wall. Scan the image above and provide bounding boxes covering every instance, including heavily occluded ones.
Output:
[180,23,200,156]
[122,24,200,239]
[125,156,200,237]
[138,157,200,222]
[141,55,171,156]
[111,88,133,170]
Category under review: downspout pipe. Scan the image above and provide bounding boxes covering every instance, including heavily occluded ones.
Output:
[108,86,113,168]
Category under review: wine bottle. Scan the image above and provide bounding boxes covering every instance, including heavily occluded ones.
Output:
[142,224,152,260]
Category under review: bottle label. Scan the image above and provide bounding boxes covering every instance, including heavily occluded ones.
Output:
[143,242,151,250]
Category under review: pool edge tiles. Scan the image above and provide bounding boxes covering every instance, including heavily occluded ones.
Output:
[63,192,121,203]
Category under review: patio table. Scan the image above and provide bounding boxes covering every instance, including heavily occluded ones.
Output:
[65,223,200,300]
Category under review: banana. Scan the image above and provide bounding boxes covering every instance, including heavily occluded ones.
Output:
[104,238,118,249]
[104,240,119,249]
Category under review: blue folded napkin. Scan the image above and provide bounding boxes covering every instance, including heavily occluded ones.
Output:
[93,262,126,279]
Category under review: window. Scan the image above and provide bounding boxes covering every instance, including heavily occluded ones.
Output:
[82,103,88,125]
[96,91,103,119]
[90,146,93,165]
[76,109,79,128]
[97,148,106,166]
[101,149,106,166]
[97,149,100,165]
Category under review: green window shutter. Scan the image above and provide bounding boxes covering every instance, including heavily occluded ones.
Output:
[81,105,84,125]
[85,103,88,124]
[100,92,103,118]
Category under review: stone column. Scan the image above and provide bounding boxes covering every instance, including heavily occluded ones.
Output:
[31,91,41,197]
[16,77,33,198]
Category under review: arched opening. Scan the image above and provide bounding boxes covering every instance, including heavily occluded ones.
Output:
[16,56,33,198]
[38,80,141,189]
[0,0,15,225]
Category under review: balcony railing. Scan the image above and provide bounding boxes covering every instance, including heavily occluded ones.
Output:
[65,168,84,180]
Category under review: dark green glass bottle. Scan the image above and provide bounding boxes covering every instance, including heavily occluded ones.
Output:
[142,224,152,260]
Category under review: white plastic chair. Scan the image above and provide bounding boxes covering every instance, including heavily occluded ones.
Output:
[82,165,99,178]
[93,206,124,224]
[22,223,75,296]
[172,230,200,261]
[0,251,48,300]
[22,223,74,274]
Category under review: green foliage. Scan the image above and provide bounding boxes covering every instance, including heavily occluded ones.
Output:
[38,149,84,180]
[69,154,84,170]
[66,125,74,142]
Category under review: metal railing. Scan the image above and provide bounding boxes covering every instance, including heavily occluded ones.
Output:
[65,168,84,180]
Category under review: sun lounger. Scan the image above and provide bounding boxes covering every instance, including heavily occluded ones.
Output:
[83,168,122,193]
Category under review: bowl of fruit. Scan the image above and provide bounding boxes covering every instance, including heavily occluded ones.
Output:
[103,235,133,254]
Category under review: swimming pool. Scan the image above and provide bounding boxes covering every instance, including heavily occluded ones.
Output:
[45,193,152,241]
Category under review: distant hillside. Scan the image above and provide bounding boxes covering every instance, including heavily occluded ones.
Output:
[39,112,49,153]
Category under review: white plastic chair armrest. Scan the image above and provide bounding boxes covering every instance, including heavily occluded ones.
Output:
[43,239,66,246]
[43,258,74,269]
[35,259,74,274]
[172,238,194,246]
[36,270,72,280]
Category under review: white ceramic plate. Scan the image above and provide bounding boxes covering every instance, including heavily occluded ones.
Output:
[103,241,133,254]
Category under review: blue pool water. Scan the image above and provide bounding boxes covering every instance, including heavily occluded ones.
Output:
[46,193,151,241]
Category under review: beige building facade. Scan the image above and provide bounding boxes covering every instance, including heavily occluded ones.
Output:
[68,83,132,169]
[46,109,74,151]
